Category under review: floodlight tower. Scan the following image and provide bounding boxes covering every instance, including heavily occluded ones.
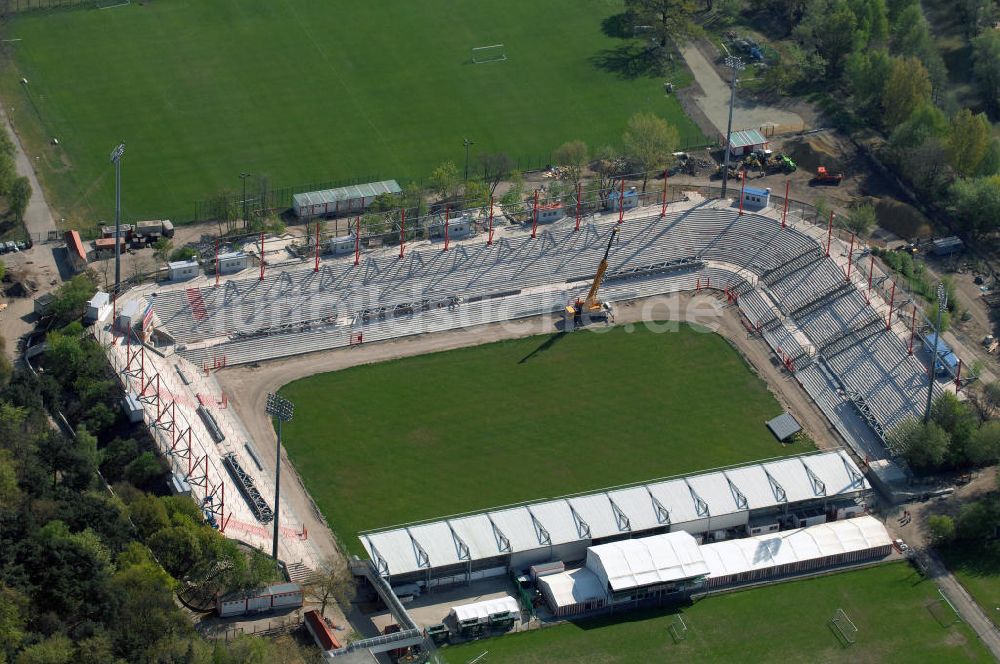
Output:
[924,283,947,423]
[720,56,744,200]
[110,142,125,293]
[265,393,294,561]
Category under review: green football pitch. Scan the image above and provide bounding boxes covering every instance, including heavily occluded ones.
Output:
[0,0,704,225]
[278,324,808,556]
[440,563,992,663]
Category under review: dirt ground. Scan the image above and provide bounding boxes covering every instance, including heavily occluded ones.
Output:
[216,292,846,564]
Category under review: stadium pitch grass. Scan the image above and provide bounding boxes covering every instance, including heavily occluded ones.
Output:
[279,324,810,555]
[940,543,1000,629]
[0,0,703,224]
[440,562,992,663]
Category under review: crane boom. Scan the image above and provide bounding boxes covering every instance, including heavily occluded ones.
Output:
[582,227,619,311]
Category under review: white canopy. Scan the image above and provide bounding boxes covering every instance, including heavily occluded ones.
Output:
[700,515,891,579]
[539,568,605,609]
[586,531,709,592]
[448,596,519,623]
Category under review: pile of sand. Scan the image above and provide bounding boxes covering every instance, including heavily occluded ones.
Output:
[874,198,932,239]
[781,134,845,174]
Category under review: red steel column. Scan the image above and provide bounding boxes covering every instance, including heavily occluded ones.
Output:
[660,168,668,218]
[575,182,581,231]
[532,191,539,238]
[825,211,834,257]
[886,280,896,330]
[354,216,361,266]
[399,209,406,259]
[781,180,790,228]
[846,233,855,281]
[314,222,320,272]
[214,239,220,287]
[908,307,917,355]
[617,179,625,224]
[738,169,746,216]
[444,206,451,251]
[259,232,265,281]
[488,197,495,245]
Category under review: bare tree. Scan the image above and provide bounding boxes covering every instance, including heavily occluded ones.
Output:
[592,145,626,208]
[552,140,589,187]
[477,153,514,197]
[623,112,678,192]
[306,556,356,617]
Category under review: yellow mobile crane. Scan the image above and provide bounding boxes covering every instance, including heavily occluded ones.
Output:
[564,226,619,330]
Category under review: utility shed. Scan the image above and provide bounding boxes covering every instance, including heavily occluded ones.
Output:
[86,291,111,323]
[217,251,248,275]
[741,186,771,209]
[932,236,963,256]
[168,260,199,281]
[538,567,606,616]
[728,129,769,156]
[766,412,802,442]
[607,186,639,211]
[329,234,356,255]
[293,180,401,218]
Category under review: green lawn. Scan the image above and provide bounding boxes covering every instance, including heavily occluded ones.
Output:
[941,543,1000,629]
[441,563,991,664]
[278,324,807,555]
[0,1,703,226]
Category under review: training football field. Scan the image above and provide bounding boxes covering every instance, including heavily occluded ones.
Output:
[0,0,704,224]
[278,325,806,555]
[440,563,992,663]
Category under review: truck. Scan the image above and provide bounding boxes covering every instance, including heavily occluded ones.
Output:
[135,219,175,239]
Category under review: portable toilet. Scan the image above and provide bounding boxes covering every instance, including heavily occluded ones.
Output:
[329,234,355,255]
[741,186,771,209]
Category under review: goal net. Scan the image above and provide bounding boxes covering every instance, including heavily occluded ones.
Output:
[96,0,130,8]
[830,608,858,646]
[472,44,507,64]
[668,615,688,643]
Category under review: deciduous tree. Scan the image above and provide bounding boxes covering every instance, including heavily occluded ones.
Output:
[623,112,678,192]
[882,56,932,128]
[947,109,992,177]
[552,140,589,186]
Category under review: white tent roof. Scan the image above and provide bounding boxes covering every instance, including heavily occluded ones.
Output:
[539,568,606,609]
[699,515,891,579]
[360,451,869,576]
[448,596,519,622]
[586,531,709,592]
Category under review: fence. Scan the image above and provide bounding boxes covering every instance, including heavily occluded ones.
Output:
[0,0,93,13]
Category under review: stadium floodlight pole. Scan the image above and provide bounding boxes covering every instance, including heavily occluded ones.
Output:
[463,138,474,183]
[110,142,125,294]
[240,172,252,228]
[265,393,294,561]
[720,56,744,200]
[924,283,947,423]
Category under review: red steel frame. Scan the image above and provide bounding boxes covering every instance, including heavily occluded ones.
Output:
[738,169,746,216]
[575,183,581,231]
[531,191,539,238]
[617,179,625,224]
[214,239,220,287]
[660,168,668,218]
[398,209,406,259]
[314,222,320,272]
[825,211,833,257]
[488,197,495,245]
[845,233,855,281]
[908,307,917,355]
[444,206,451,251]
[354,216,361,266]
[886,280,896,330]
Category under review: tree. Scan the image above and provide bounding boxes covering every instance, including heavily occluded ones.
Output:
[623,112,678,192]
[0,585,27,659]
[957,499,1000,540]
[891,5,947,91]
[153,237,174,263]
[947,109,992,177]
[951,176,1000,236]
[928,514,956,544]
[624,0,698,48]
[306,556,356,616]
[592,145,627,208]
[844,203,876,235]
[932,391,978,465]
[428,161,460,201]
[48,273,97,326]
[124,450,166,489]
[477,153,513,197]
[170,247,197,262]
[15,634,73,664]
[845,48,892,117]
[552,140,589,186]
[882,56,932,128]
[793,0,858,76]
[984,380,1000,412]
[766,42,824,95]
[968,421,1000,466]
[891,419,949,471]
[976,29,1000,117]
[8,176,30,224]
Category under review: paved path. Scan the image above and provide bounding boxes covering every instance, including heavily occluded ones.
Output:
[679,43,804,136]
[0,104,58,243]
[922,548,1000,659]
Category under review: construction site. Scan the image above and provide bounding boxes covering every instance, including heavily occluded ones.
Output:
[96,178,967,660]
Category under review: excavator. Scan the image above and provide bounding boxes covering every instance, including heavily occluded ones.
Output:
[564,227,619,330]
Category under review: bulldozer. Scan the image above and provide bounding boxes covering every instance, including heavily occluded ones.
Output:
[564,227,619,330]
[767,153,796,173]
[811,166,843,185]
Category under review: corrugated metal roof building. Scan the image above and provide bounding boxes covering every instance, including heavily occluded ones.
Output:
[360,450,870,585]
[293,180,401,218]
[728,129,768,156]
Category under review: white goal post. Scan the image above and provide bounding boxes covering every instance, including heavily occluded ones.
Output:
[831,608,858,645]
[472,43,507,64]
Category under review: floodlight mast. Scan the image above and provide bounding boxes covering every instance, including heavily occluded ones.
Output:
[924,283,947,423]
[720,57,744,200]
[265,393,294,561]
[110,142,125,294]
